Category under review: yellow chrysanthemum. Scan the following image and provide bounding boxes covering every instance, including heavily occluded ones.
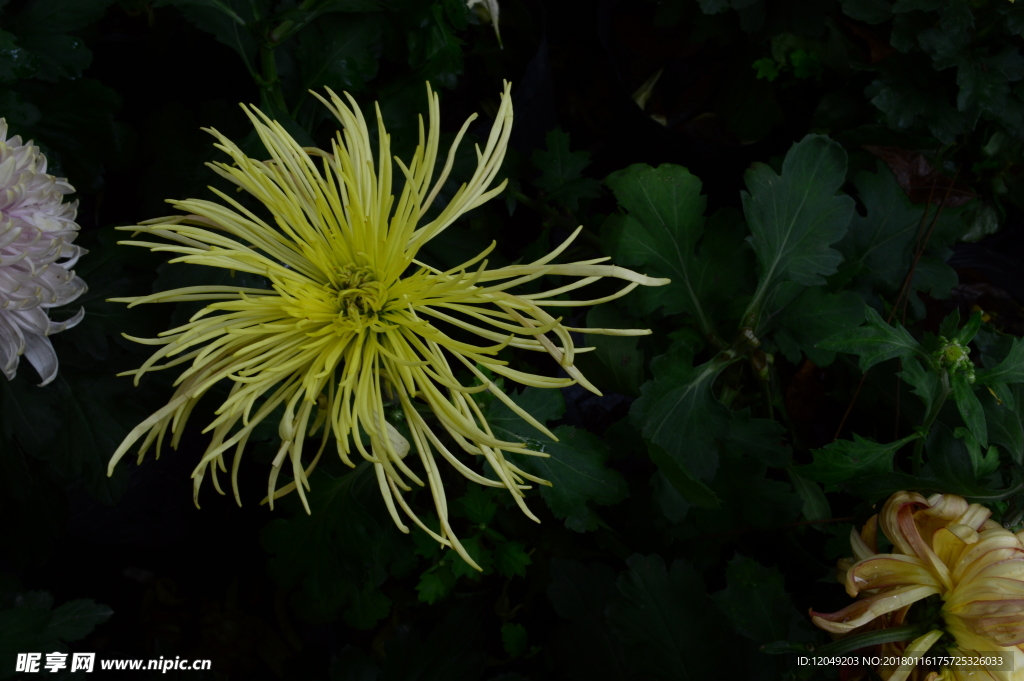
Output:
[106,82,668,568]
[812,491,1024,681]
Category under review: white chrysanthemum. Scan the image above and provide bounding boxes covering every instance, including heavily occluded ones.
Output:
[0,119,86,385]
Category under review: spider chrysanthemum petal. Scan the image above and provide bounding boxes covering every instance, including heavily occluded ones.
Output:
[107,82,669,568]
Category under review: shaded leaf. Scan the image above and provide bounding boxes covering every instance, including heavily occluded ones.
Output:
[494,541,531,578]
[801,433,920,484]
[743,134,854,295]
[608,554,727,680]
[607,164,750,327]
[711,555,801,644]
[818,305,925,372]
[489,389,628,531]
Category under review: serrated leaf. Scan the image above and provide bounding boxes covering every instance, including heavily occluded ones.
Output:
[607,165,750,329]
[488,389,628,531]
[648,444,720,509]
[801,433,920,484]
[157,0,264,77]
[583,305,644,396]
[342,584,391,630]
[983,389,1023,464]
[454,485,497,524]
[977,338,1024,386]
[500,623,528,658]
[494,541,531,578]
[531,129,600,210]
[768,287,864,366]
[608,555,727,680]
[722,410,791,468]
[46,600,112,642]
[952,372,987,448]
[711,555,802,644]
[261,465,405,619]
[818,305,925,372]
[787,469,830,523]
[296,13,382,94]
[451,535,493,579]
[838,164,964,302]
[416,566,455,604]
[631,355,735,483]
[900,357,944,415]
[743,134,854,318]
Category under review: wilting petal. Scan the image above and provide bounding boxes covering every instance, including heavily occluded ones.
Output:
[881,491,929,556]
[846,554,942,596]
[811,585,939,633]
[899,502,953,590]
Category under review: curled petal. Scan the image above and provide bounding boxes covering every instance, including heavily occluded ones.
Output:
[846,554,941,597]
[811,584,939,633]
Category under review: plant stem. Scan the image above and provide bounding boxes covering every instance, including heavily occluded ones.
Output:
[259,45,287,111]
[912,370,951,474]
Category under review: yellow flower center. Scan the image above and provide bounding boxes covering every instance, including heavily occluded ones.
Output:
[331,265,387,331]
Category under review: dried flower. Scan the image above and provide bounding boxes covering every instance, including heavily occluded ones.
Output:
[106,83,668,568]
[0,119,86,386]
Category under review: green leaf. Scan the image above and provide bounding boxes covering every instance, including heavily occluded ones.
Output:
[767,287,864,366]
[608,554,727,680]
[261,465,406,620]
[900,357,944,415]
[648,444,720,509]
[743,134,854,321]
[15,33,91,81]
[606,164,750,329]
[866,66,967,142]
[582,305,645,397]
[46,600,112,642]
[531,129,600,210]
[157,0,263,78]
[711,555,803,644]
[500,623,528,658]
[801,433,920,484]
[416,566,456,604]
[494,541,531,578]
[838,164,963,302]
[296,13,382,94]
[488,389,628,532]
[952,372,987,448]
[787,468,831,523]
[0,30,39,82]
[818,305,925,372]
[342,584,391,630]
[454,485,497,524]
[451,535,493,579]
[977,338,1024,386]
[983,388,1023,464]
[631,352,735,483]
[722,410,791,468]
